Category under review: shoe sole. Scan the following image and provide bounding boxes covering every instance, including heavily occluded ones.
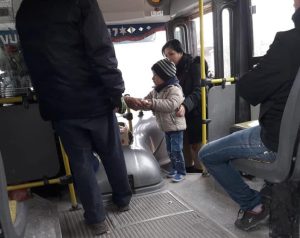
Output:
[118,206,130,212]
[202,172,210,177]
[93,229,108,236]
[88,223,108,235]
[167,174,176,178]
[172,177,185,183]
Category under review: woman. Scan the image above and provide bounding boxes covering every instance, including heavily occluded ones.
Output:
[162,39,209,176]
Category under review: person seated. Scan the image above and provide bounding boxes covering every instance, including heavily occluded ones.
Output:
[198,2,300,232]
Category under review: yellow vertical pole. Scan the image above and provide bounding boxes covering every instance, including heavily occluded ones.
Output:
[199,0,207,145]
[59,139,78,209]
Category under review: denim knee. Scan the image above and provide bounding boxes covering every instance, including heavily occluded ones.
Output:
[198,144,210,165]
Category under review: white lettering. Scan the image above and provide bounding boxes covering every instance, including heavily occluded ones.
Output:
[9,34,17,44]
[112,28,118,37]
[0,35,8,44]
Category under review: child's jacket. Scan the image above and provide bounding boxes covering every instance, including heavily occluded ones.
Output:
[144,84,186,132]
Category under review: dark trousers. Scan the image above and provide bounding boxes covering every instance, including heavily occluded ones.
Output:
[53,112,132,224]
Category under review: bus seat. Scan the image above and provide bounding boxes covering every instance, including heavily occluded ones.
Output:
[232,67,300,183]
[208,84,236,141]
[288,138,300,181]
[0,103,61,185]
[0,151,26,238]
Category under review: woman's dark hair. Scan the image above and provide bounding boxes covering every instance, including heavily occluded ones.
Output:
[162,39,185,56]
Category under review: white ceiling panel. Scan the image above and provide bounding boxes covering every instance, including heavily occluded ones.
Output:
[98,0,212,24]
[98,0,145,13]
[98,0,171,24]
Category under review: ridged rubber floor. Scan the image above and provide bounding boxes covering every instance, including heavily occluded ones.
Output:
[59,191,237,238]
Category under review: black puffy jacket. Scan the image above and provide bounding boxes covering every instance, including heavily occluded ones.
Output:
[16,0,124,120]
[176,54,208,119]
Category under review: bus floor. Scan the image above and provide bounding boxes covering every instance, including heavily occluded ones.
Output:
[21,172,270,238]
[164,172,268,238]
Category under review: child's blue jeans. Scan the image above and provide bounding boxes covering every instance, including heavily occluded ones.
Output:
[165,131,186,175]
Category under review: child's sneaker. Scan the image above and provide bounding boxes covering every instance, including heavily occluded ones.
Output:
[172,174,185,182]
[167,170,177,178]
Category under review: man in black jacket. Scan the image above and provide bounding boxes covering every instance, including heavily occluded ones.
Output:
[16,0,132,235]
[199,1,300,233]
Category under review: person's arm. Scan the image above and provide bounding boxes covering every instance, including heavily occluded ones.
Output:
[144,91,154,101]
[182,62,201,113]
[238,32,290,106]
[124,96,144,110]
[80,0,124,105]
[150,87,184,113]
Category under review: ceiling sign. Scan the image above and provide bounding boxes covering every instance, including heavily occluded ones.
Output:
[107,22,165,42]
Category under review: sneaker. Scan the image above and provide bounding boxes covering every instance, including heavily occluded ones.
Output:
[172,174,185,183]
[202,171,210,177]
[167,170,177,178]
[234,205,269,231]
[117,204,130,212]
[88,221,108,236]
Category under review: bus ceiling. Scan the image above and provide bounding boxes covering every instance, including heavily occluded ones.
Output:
[98,0,212,25]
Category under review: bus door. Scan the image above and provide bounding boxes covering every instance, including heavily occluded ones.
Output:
[206,0,253,141]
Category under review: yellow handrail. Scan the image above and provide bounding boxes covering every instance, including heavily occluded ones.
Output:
[198,2,236,145]
[59,140,78,209]
[0,94,38,105]
[6,138,78,209]
[199,0,207,145]
[0,97,23,104]
[209,77,235,84]
[7,178,61,191]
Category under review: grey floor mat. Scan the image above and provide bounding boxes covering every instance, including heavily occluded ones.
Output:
[59,191,238,238]
[25,196,62,238]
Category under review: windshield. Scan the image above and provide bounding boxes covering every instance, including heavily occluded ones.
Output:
[114,31,166,98]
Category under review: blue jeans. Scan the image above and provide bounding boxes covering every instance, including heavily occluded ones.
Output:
[199,126,276,211]
[53,112,132,224]
[165,131,186,175]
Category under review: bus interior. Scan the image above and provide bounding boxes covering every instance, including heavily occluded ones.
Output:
[0,0,299,238]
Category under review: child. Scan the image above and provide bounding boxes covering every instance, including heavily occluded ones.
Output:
[129,59,187,182]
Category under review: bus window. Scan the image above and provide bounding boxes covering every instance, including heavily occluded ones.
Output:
[222,8,231,78]
[251,0,294,57]
[193,12,214,77]
[174,25,187,52]
[113,31,166,98]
